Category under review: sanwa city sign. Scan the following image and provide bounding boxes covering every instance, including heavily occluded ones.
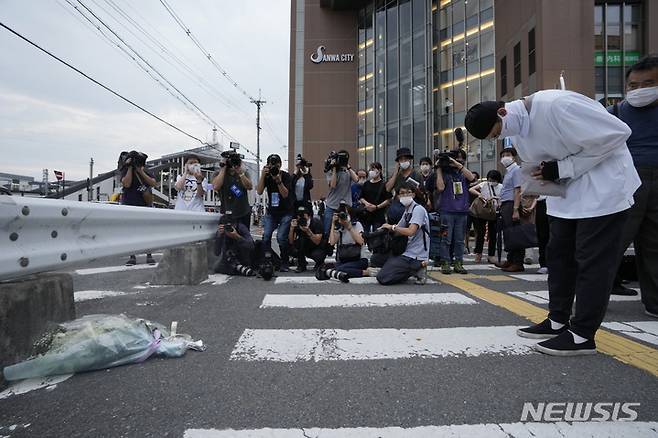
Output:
[310,46,355,64]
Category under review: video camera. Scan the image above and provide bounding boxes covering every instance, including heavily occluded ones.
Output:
[295,154,312,169]
[118,150,148,170]
[324,150,349,172]
[219,150,243,168]
[434,150,459,170]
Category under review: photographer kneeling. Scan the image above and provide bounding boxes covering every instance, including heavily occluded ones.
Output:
[214,212,256,276]
[288,205,325,273]
[376,182,430,285]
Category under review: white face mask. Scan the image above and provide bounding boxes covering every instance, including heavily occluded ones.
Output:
[626,86,658,108]
[188,163,201,173]
[399,195,414,207]
[420,164,431,174]
[500,157,515,168]
[369,169,380,179]
[399,161,411,170]
[499,100,530,138]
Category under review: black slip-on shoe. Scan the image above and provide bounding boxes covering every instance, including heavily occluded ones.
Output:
[611,284,638,296]
[517,318,569,339]
[534,331,597,356]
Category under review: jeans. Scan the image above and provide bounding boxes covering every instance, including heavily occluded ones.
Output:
[439,212,468,263]
[336,258,369,278]
[323,206,336,237]
[263,213,292,266]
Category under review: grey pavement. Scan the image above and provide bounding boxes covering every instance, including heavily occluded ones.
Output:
[0,251,657,437]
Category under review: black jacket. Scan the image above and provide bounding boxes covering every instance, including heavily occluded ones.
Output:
[290,172,314,208]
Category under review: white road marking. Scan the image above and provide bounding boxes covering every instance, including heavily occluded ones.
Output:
[274,276,434,285]
[183,421,658,437]
[202,274,231,285]
[0,374,73,400]
[510,274,548,282]
[601,321,658,346]
[463,264,541,271]
[74,264,157,276]
[74,290,129,302]
[230,326,536,362]
[260,293,477,308]
[509,290,640,304]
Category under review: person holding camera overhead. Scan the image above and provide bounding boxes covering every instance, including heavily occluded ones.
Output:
[258,154,294,272]
[376,182,430,285]
[435,148,475,275]
[320,202,370,281]
[212,150,253,229]
[290,154,314,214]
[323,150,359,237]
[174,154,207,212]
[288,205,325,273]
[385,147,423,224]
[359,162,392,233]
[213,212,256,276]
[119,150,157,266]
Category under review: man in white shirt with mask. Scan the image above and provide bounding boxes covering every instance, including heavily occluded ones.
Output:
[465,90,641,356]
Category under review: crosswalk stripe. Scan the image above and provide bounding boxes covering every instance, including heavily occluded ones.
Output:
[230,326,537,362]
[601,321,658,347]
[509,290,640,303]
[510,274,548,282]
[260,293,477,308]
[184,421,658,437]
[273,276,434,285]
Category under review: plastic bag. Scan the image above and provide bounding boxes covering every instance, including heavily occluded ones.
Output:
[3,314,204,381]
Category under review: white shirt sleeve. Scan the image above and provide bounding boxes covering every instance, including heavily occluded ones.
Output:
[552,94,632,180]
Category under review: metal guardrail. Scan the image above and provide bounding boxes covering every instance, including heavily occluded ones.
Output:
[0,196,219,281]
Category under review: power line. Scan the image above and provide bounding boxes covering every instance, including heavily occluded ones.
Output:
[0,20,205,144]
[158,0,256,102]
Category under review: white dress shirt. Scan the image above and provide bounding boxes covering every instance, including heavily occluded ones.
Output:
[508,90,641,219]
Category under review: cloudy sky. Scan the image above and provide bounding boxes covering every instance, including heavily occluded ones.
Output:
[0,0,290,181]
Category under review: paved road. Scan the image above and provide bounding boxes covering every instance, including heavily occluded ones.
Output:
[1,252,657,437]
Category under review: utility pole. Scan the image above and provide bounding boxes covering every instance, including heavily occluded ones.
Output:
[88,158,94,202]
[250,89,266,180]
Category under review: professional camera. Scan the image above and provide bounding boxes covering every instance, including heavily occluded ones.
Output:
[334,201,349,231]
[119,150,148,169]
[219,150,243,168]
[220,212,235,234]
[267,154,282,177]
[296,154,312,169]
[324,150,349,172]
[259,250,275,281]
[434,150,459,170]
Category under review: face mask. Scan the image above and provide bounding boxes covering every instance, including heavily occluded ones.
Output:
[399,161,411,170]
[626,86,658,108]
[358,178,366,185]
[369,169,380,179]
[499,100,530,138]
[420,164,431,174]
[188,163,201,173]
[500,157,514,168]
[399,195,414,207]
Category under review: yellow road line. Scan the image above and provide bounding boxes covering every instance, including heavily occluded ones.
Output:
[431,273,658,377]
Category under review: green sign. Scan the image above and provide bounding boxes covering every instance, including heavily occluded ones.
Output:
[595,50,640,66]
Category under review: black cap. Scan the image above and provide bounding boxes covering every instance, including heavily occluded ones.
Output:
[395,147,413,161]
[465,101,504,139]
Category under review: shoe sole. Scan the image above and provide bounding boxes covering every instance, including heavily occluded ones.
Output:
[516,329,563,339]
[533,343,597,356]
[645,310,658,318]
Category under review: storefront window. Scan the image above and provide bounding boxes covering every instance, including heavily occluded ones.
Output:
[606,4,621,51]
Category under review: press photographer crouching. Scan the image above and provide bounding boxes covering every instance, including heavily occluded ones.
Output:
[376,182,430,285]
[213,212,256,276]
[119,150,157,266]
[288,205,325,273]
[212,149,253,229]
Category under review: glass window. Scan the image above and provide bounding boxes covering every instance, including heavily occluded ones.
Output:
[594,5,604,51]
[387,5,398,42]
[453,82,466,112]
[413,0,425,31]
[453,20,464,35]
[480,0,492,11]
[388,47,399,83]
[480,7,493,23]
[480,54,494,70]
[413,34,425,69]
[400,79,412,118]
[413,120,426,153]
[608,66,623,95]
[387,125,399,160]
[624,4,642,52]
[439,28,448,40]
[454,110,465,127]
[467,59,479,76]
[376,10,386,46]
[454,65,465,79]
[481,72,495,101]
[513,42,521,86]
[387,86,399,121]
[500,56,507,96]
[440,48,452,70]
[466,82,480,108]
[453,46,466,66]
[466,37,478,62]
[466,14,479,30]
[377,92,386,125]
[440,5,450,30]
[400,0,412,37]
[453,0,464,23]
[465,0,478,18]
[441,87,453,116]
[412,79,426,118]
[401,39,412,73]
[606,4,621,51]
[481,30,493,57]
[528,28,536,76]
[401,121,412,148]
[440,70,450,83]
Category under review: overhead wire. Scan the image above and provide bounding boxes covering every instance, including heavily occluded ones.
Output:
[0,21,204,143]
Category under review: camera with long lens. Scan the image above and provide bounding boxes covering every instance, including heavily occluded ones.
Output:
[219,150,243,168]
[324,150,349,172]
[259,251,274,281]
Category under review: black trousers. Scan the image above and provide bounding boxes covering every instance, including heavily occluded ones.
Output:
[536,199,550,267]
[293,236,326,268]
[473,217,497,256]
[376,255,423,285]
[547,210,628,339]
[500,201,525,264]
